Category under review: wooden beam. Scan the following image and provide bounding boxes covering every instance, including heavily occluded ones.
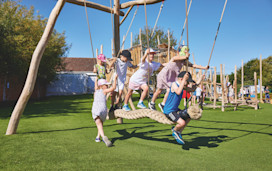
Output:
[114,0,120,57]
[260,54,263,103]
[167,29,170,61]
[6,0,66,135]
[254,72,258,109]
[234,65,237,103]
[120,5,134,25]
[121,0,163,9]
[130,32,133,48]
[220,64,225,112]
[213,67,217,109]
[100,44,103,54]
[66,0,124,16]
[241,60,244,101]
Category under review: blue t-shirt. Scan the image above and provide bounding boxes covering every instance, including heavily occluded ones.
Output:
[163,82,183,114]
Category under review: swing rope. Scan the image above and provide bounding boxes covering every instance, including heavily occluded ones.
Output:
[150,0,164,39]
[144,0,151,103]
[207,0,228,67]
[177,0,192,49]
[83,0,95,58]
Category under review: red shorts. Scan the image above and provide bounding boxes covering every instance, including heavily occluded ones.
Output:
[182,90,191,99]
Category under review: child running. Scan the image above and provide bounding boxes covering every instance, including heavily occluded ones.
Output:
[163,71,204,144]
[93,54,110,80]
[148,45,209,111]
[123,48,166,111]
[109,50,137,110]
[91,75,118,147]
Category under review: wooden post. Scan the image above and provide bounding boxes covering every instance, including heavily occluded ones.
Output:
[96,48,99,57]
[241,60,244,101]
[254,72,258,110]
[113,0,120,57]
[260,54,263,103]
[209,69,212,101]
[100,44,103,54]
[157,35,160,45]
[213,67,217,109]
[220,64,225,112]
[111,39,114,56]
[139,28,142,45]
[130,32,133,48]
[167,29,170,61]
[6,0,66,135]
[234,65,237,103]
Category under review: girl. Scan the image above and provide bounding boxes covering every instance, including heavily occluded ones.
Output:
[92,74,118,147]
[93,54,110,80]
[148,45,209,111]
[123,48,166,111]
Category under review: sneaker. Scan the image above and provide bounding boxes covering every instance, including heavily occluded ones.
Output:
[158,103,164,112]
[95,137,101,142]
[137,102,147,109]
[102,136,112,147]
[148,102,156,110]
[123,104,131,111]
[172,129,185,145]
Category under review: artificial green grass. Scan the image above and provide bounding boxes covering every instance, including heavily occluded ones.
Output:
[0,94,271,170]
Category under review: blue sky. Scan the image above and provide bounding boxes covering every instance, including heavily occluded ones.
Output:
[20,0,272,74]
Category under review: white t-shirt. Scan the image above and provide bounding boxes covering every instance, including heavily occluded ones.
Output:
[130,58,161,85]
[115,58,133,83]
[196,87,202,96]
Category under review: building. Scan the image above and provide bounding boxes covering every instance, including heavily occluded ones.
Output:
[46,57,97,96]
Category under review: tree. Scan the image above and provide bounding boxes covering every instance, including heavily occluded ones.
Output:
[133,26,177,48]
[0,0,69,83]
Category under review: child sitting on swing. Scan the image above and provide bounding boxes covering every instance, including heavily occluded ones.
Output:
[93,54,110,80]
[109,50,138,110]
[164,71,204,145]
[91,75,118,147]
[123,48,166,111]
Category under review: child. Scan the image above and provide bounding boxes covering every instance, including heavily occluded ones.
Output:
[163,71,204,144]
[93,54,110,80]
[123,48,165,111]
[265,86,270,103]
[195,85,202,103]
[109,50,137,110]
[148,45,209,111]
[91,75,118,147]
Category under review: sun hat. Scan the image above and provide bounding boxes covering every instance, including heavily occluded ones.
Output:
[98,54,106,62]
[149,48,157,54]
[98,79,111,86]
[120,50,133,61]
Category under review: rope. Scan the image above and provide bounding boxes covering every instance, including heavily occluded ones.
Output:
[150,0,164,38]
[177,0,192,48]
[143,0,151,103]
[83,0,95,58]
[114,109,174,125]
[207,0,228,67]
[185,0,189,109]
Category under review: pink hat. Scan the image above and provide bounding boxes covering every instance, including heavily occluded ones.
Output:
[98,79,111,86]
[98,54,106,62]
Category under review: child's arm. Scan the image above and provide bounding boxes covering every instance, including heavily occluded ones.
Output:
[128,62,138,69]
[141,48,150,64]
[109,57,118,68]
[103,74,118,94]
[171,52,189,62]
[95,77,98,91]
[190,64,209,70]
[172,74,189,95]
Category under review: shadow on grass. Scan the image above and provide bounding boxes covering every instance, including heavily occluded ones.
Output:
[112,125,230,150]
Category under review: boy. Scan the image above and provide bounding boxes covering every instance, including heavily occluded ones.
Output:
[109,50,137,110]
[123,48,166,111]
[164,71,204,144]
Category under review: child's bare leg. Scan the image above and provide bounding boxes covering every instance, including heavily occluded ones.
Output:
[115,89,123,104]
[95,117,105,138]
[151,88,162,103]
[162,88,170,105]
[177,118,191,133]
[139,84,149,102]
[124,88,133,105]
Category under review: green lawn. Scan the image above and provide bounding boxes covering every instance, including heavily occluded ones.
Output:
[0,94,272,170]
